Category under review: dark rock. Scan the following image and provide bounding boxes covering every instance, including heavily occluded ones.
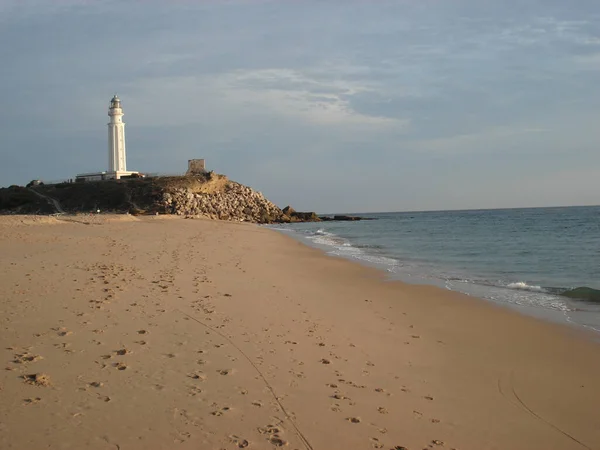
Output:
[291,211,321,222]
[128,207,145,216]
[319,215,376,222]
[561,287,600,303]
[282,205,296,216]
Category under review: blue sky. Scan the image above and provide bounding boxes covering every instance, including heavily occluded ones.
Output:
[1,0,599,212]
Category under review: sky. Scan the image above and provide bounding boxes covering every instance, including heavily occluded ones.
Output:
[1,0,599,213]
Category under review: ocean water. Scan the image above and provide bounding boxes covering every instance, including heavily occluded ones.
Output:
[270,206,600,333]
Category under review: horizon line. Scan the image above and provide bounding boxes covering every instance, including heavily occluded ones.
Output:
[317,203,600,216]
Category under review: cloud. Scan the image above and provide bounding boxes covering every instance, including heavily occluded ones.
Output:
[121,65,410,131]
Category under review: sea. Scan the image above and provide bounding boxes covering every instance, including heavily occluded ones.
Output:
[269,206,600,334]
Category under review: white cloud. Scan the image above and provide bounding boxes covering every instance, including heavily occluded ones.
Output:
[219,68,405,127]
[123,68,409,130]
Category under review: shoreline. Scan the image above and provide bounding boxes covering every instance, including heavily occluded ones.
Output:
[270,222,600,336]
[1,215,599,449]
[271,224,600,344]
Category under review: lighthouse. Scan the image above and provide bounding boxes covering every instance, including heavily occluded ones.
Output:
[75,94,140,182]
[108,94,126,172]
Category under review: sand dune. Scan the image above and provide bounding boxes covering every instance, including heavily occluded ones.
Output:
[1,215,599,450]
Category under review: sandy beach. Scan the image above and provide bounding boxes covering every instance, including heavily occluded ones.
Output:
[1,215,599,450]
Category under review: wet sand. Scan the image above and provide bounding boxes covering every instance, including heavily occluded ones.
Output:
[1,214,599,450]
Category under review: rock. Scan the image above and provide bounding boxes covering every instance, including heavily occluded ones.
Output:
[282,206,296,216]
[320,215,375,221]
[292,212,320,222]
[561,287,600,303]
[160,180,290,224]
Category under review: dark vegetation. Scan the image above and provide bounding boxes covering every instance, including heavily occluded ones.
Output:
[0,186,55,214]
[1,175,213,215]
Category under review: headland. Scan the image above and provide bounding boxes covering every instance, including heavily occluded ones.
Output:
[0,174,372,223]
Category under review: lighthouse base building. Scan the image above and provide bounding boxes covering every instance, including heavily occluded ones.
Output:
[76,94,140,182]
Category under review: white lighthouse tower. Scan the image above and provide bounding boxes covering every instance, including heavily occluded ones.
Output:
[74,94,140,182]
[108,94,127,173]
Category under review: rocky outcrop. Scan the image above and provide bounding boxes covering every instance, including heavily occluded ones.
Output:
[293,212,321,222]
[282,206,296,216]
[281,205,321,222]
[162,181,288,224]
[320,215,375,221]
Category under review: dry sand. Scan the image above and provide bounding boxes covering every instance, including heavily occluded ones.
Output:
[1,214,599,450]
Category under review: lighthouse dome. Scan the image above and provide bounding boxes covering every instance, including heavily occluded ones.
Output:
[110,94,121,108]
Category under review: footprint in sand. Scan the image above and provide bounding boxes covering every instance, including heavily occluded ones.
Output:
[211,406,231,416]
[217,369,232,376]
[424,396,434,401]
[268,437,287,446]
[331,393,349,400]
[188,372,207,381]
[229,435,249,448]
[113,362,127,371]
[258,425,281,435]
[377,407,389,414]
[370,437,384,449]
[188,385,202,396]
[346,417,361,424]
[13,353,43,364]
[22,373,51,386]
[319,359,331,365]
[23,397,42,405]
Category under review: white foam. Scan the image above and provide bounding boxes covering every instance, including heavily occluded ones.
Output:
[506,281,544,292]
[303,228,399,269]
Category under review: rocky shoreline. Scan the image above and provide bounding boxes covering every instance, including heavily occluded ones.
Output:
[165,184,374,223]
